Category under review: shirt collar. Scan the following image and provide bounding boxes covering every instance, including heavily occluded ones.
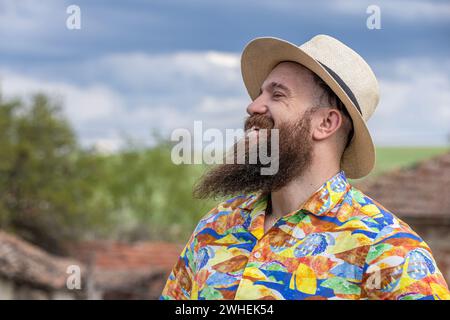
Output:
[238,171,351,217]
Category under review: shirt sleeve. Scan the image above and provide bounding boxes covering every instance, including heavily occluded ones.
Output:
[159,230,198,300]
[361,222,450,300]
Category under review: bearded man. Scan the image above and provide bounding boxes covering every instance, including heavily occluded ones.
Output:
[160,35,450,300]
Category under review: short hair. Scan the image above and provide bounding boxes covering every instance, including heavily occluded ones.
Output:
[311,73,354,150]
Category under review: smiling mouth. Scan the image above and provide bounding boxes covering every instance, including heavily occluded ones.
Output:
[245,126,261,141]
[246,126,260,134]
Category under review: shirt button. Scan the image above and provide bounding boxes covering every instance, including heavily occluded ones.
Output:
[254,252,261,259]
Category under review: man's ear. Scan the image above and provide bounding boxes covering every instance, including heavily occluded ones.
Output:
[311,108,342,141]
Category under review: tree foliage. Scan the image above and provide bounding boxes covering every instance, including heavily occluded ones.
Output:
[97,142,215,243]
[0,92,214,254]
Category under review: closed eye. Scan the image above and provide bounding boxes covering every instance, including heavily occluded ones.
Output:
[273,92,285,99]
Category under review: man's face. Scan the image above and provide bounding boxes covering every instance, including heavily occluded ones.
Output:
[193,62,316,199]
[246,61,317,129]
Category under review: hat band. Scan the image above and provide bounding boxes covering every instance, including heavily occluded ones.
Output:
[318,61,362,116]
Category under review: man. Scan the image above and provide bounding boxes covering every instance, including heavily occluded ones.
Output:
[160,35,450,300]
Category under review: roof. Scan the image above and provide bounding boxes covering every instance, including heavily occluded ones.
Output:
[0,231,183,298]
[69,240,184,294]
[71,241,184,271]
[0,230,84,291]
[357,151,450,218]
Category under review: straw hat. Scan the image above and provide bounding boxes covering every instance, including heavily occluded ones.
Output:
[241,35,379,179]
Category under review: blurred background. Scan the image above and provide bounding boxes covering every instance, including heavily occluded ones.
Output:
[0,0,449,299]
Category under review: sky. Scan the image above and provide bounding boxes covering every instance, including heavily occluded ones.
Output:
[0,0,449,151]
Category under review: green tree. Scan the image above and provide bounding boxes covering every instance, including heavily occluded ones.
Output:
[97,140,216,243]
[0,93,114,254]
[0,91,217,253]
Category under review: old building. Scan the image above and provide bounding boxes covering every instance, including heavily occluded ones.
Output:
[358,151,450,283]
[70,241,184,299]
[0,230,183,299]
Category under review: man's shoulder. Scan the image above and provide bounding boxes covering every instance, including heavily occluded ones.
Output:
[341,186,420,240]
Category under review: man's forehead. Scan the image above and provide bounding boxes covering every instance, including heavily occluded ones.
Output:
[262,62,313,90]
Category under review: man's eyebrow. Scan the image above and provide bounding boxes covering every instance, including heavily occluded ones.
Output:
[259,82,292,96]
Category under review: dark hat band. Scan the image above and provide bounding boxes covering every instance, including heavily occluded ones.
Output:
[318,61,362,116]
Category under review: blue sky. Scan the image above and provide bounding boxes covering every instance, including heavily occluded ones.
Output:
[1,0,449,150]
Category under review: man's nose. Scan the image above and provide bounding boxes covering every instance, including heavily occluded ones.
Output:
[246,97,268,115]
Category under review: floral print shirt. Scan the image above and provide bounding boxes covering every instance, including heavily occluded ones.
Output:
[161,171,450,300]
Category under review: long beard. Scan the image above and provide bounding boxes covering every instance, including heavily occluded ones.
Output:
[193,112,314,199]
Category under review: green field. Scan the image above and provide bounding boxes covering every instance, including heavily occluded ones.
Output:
[353,146,449,183]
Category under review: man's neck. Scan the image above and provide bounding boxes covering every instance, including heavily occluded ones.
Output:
[269,163,340,219]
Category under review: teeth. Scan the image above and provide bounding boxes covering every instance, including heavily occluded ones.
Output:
[246,126,261,135]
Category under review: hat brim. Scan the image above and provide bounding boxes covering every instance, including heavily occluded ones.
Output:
[241,37,375,179]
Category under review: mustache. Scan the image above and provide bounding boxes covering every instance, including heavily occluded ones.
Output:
[244,114,275,132]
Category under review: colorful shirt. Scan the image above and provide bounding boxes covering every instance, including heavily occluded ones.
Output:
[160,171,450,300]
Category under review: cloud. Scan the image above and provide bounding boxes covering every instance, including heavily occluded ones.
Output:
[1,50,449,151]
[0,0,60,33]
[369,58,450,145]
[0,68,127,152]
[0,69,121,123]
[83,51,243,98]
[0,50,249,151]
[0,0,69,55]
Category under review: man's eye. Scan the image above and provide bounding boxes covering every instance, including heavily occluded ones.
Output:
[273,92,284,98]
